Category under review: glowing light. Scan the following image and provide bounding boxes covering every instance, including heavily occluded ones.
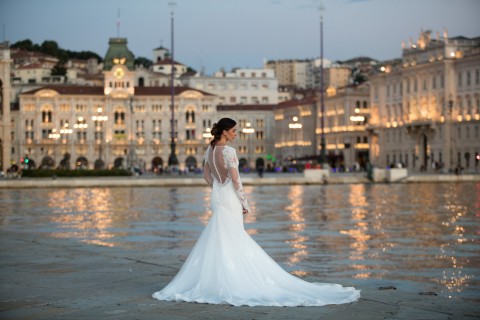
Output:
[350,115,365,122]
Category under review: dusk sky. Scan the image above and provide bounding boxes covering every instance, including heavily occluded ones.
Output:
[1,0,479,74]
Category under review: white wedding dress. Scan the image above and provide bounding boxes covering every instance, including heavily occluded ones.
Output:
[152,145,360,307]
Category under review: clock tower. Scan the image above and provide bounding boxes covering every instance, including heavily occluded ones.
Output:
[103,38,135,97]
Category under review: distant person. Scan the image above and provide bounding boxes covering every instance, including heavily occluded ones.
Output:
[152,117,360,306]
[257,165,264,178]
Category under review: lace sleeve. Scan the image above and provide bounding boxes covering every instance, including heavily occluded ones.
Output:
[203,146,213,187]
[225,147,250,212]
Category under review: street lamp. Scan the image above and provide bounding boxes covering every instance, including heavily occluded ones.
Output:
[319,3,327,166]
[242,122,255,170]
[92,107,108,169]
[448,99,454,172]
[168,0,179,167]
[203,127,212,143]
[289,116,303,162]
[59,122,73,144]
[59,122,73,169]
[74,117,88,168]
[48,128,60,168]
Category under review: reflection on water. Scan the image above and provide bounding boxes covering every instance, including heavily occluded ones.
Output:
[285,185,308,274]
[342,184,371,279]
[0,183,479,300]
[47,188,116,247]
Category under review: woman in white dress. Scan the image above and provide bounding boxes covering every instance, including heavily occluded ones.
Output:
[152,118,360,307]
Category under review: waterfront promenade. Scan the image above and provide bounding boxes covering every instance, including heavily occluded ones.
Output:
[1,171,479,189]
[1,229,479,320]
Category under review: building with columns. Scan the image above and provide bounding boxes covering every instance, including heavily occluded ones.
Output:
[183,68,278,106]
[274,82,370,170]
[10,38,219,172]
[216,104,276,170]
[368,30,480,172]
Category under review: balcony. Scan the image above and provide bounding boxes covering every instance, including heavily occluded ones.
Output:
[403,118,437,134]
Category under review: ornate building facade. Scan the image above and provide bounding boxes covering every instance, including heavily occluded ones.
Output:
[217,104,276,170]
[10,38,218,171]
[274,83,370,170]
[368,30,480,172]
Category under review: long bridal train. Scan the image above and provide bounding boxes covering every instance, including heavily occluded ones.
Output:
[153,145,360,306]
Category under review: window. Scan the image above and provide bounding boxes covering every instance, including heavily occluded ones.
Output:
[152,119,162,140]
[185,129,196,140]
[114,130,126,140]
[41,110,52,123]
[185,110,195,123]
[432,76,436,89]
[42,129,52,139]
[114,111,125,125]
[458,72,462,87]
[467,71,471,86]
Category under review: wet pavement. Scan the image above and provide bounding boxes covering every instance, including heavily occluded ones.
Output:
[1,183,479,319]
[1,229,479,319]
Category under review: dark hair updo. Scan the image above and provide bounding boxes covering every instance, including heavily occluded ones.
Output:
[210,118,237,146]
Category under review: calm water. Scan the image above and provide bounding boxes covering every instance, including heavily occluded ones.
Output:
[0,183,479,300]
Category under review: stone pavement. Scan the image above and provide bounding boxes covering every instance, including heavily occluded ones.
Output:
[1,230,479,320]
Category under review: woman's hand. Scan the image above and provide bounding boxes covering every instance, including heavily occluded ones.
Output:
[242,208,248,215]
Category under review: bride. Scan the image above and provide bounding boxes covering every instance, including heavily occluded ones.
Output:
[152,118,360,307]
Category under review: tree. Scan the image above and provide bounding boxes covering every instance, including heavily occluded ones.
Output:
[40,40,60,57]
[11,39,34,51]
[51,63,66,76]
[11,39,102,63]
[135,57,153,69]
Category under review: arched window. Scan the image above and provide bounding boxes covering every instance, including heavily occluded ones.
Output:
[114,111,125,125]
[185,109,196,123]
[41,110,52,123]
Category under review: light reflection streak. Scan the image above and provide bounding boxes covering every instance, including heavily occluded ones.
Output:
[434,185,474,297]
[341,184,371,279]
[285,185,308,267]
[47,189,115,247]
[199,188,212,225]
